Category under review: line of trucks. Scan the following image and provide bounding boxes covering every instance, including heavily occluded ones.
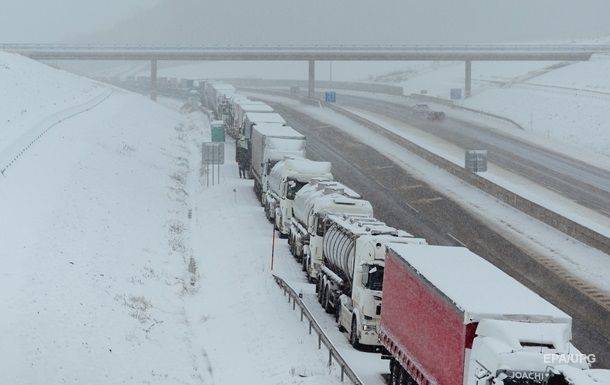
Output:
[200,81,609,385]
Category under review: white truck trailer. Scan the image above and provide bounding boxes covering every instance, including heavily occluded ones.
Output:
[249,124,305,202]
[381,244,589,385]
[265,159,333,237]
[318,215,427,349]
[233,101,274,133]
[289,180,373,280]
[242,112,286,139]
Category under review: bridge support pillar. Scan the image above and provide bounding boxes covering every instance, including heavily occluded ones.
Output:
[308,60,315,98]
[150,59,158,101]
[465,60,472,98]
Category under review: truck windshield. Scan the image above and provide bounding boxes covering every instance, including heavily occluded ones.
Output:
[286,179,307,199]
[365,265,384,291]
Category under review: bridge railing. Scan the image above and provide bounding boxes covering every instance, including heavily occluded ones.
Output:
[3,43,610,53]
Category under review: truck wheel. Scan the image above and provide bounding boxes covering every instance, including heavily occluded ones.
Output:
[349,317,361,350]
[390,362,400,385]
[400,368,413,385]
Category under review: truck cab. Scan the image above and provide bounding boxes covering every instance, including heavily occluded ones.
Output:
[248,123,305,201]
[466,319,587,385]
[301,192,373,281]
[320,216,427,349]
[265,158,333,237]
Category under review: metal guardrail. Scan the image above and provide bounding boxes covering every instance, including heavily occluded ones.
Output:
[242,87,610,253]
[317,99,610,255]
[272,274,363,385]
[4,43,610,51]
[408,93,527,131]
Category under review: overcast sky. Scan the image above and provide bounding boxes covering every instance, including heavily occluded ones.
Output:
[0,0,160,42]
[2,0,610,44]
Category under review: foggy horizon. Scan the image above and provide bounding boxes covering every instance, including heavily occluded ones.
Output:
[2,0,610,45]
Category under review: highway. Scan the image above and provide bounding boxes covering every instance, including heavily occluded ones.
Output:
[329,93,610,217]
[264,100,610,367]
[120,81,610,366]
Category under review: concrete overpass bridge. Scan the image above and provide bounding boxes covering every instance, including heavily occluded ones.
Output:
[3,43,609,99]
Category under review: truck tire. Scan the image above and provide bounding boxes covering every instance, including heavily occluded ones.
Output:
[349,317,361,350]
[390,362,400,385]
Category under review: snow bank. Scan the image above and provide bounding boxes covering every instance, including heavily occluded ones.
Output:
[0,54,341,384]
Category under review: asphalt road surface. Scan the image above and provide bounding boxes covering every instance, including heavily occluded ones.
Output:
[333,93,610,217]
[267,100,610,368]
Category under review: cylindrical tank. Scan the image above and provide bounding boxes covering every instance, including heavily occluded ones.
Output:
[323,223,356,280]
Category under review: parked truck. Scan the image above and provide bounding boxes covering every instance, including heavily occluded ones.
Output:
[318,215,427,349]
[289,180,373,280]
[381,244,589,385]
[249,124,305,202]
[265,158,333,237]
[242,112,287,139]
[201,82,236,117]
[233,100,274,134]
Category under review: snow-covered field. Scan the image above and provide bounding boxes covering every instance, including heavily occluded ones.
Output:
[378,57,610,158]
[0,54,343,384]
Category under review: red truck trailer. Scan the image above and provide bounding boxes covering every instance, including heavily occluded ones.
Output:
[380,244,588,385]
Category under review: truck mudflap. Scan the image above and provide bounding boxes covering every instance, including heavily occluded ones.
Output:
[379,329,437,385]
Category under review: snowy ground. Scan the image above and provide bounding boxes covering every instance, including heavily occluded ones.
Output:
[0,54,344,384]
[245,92,610,295]
[273,258,388,385]
[380,57,610,158]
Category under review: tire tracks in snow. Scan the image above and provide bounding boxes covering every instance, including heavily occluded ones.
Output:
[0,89,113,176]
